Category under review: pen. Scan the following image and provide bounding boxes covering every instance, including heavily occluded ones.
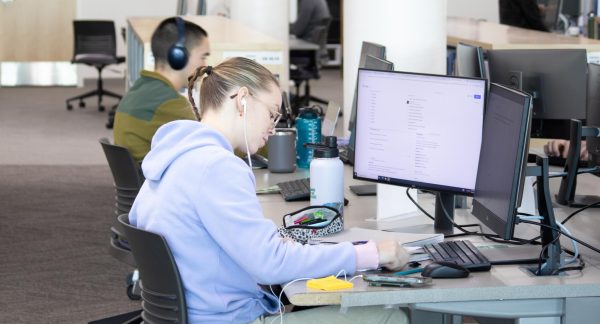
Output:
[302,218,329,225]
[294,215,310,224]
[393,268,423,276]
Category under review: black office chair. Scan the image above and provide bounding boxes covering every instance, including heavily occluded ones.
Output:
[118,214,188,324]
[290,18,331,112]
[99,138,144,299]
[66,20,125,112]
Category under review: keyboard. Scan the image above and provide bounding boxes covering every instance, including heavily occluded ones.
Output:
[277,178,310,201]
[423,240,491,272]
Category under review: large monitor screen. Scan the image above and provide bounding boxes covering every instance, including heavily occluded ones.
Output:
[353,69,487,196]
[472,83,532,240]
[488,49,587,139]
[487,49,587,121]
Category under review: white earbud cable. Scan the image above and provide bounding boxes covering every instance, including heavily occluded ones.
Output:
[242,103,252,168]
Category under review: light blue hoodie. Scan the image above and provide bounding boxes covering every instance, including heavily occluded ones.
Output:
[129,120,357,323]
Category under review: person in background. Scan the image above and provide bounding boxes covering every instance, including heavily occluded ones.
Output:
[113,17,210,163]
[129,57,410,323]
[544,139,589,160]
[499,0,549,32]
[290,0,331,40]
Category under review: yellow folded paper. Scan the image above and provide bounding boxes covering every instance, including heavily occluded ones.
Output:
[306,276,354,291]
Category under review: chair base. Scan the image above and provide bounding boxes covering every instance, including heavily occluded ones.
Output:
[66,65,122,112]
[66,88,122,112]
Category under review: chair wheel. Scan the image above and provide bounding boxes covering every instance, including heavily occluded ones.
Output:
[79,101,85,108]
[127,284,141,300]
[98,105,105,112]
[67,104,73,110]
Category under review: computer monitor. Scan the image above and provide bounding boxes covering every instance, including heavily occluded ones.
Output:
[488,48,587,138]
[345,55,395,165]
[587,63,600,166]
[353,69,487,231]
[347,41,387,133]
[455,43,487,79]
[472,83,564,275]
[472,83,533,240]
[542,0,562,31]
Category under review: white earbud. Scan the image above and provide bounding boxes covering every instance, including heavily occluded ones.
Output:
[241,98,247,112]
[241,97,251,168]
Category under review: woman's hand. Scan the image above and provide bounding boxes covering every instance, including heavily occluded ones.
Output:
[376,240,410,271]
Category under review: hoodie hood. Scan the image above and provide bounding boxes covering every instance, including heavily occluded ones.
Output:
[142,120,233,181]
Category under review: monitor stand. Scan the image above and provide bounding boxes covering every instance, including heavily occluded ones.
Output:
[556,119,600,208]
[386,192,462,235]
[433,192,456,234]
[524,156,563,276]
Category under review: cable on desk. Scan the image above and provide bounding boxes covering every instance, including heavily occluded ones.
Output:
[519,219,600,255]
[562,201,600,225]
[405,188,481,230]
[407,189,547,246]
[405,188,435,221]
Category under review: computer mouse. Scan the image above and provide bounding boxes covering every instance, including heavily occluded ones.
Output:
[421,261,470,279]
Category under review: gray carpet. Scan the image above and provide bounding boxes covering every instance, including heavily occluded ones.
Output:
[0,165,139,323]
[0,69,343,323]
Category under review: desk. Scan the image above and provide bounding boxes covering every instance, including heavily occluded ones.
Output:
[126,16,286,90]
[255,166,600,323]
[289,37,320,52]
[447,16,600,51]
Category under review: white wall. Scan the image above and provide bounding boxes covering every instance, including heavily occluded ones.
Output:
[76,0,177,81]
[447,0,499,22]
[343,0,447,134]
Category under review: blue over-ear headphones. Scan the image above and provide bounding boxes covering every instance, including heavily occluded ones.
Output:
[168,17,188,70]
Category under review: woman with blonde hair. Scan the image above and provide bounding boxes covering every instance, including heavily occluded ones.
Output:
[129,57,409,323]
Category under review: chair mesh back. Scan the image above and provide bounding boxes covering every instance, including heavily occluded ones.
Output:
[118,214,188,324]
[73,20,117,56]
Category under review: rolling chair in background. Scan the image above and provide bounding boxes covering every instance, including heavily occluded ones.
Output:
[118,214,188,324]
[289,18,331,112]
[99,138,144,300]
[105,27,129,129]
[66,20,125,112]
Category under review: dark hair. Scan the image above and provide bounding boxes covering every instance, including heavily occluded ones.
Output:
[187,57,279,120]
[151,17,208,66]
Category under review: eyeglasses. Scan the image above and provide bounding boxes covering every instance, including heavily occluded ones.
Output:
[230,93,282,128]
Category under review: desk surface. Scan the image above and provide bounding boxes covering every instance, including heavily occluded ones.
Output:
[447,16,600,51]
[289,37,319,51]
[254,165,600,309]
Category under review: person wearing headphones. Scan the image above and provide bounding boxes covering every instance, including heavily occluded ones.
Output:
[128,57,410,323]
[113,17,210,163]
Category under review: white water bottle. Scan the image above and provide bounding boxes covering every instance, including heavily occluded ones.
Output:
[307,136,344,214]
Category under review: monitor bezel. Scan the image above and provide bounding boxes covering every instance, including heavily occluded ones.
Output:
[471,83,532,240]
[587,63,600,166]
[352,68,489,197]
